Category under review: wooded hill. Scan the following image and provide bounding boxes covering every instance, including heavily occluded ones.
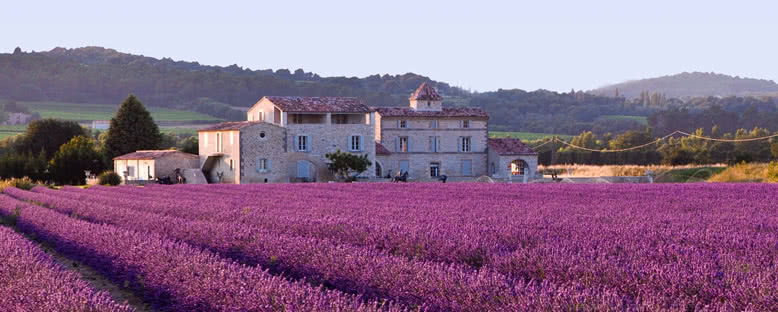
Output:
[591,72,778,99]
[1,47,778,135]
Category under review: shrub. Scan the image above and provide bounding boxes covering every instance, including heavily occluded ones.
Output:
[0,177,37,191]
[98,171,122,186]
[767,162,778,183]
[709,163,768,183]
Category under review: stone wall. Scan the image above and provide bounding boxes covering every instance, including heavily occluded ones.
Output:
[155,154,199,180]
[238,123,289,183]
[377,152,487,181]
[286,123,376,180]
[487,147,539,181]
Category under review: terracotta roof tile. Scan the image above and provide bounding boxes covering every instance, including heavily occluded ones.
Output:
[264,96,372,113]
[409,82,442,101]
[487,138,538,155]
[199,121,264,131]
[375,141,391,155]
[374,107,488,118]
[113,150,198,160]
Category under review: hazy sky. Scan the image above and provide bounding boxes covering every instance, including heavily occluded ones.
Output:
[2,0,776,92]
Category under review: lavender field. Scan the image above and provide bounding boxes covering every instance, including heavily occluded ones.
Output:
[1,183,777,311]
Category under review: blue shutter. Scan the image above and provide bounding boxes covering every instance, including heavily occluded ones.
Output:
[395,137,399,152]
[436,137,441,152]
[397,120,401,128]
[469,137,474,152]
[457,137,462,152]
[293,136,299,151]
[305,135,312,151]
[407,137,412,152]
[267,159,271,171]
[359,136,364,151]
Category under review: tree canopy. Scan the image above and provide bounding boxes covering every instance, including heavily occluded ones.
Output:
[49,136,104,185]
[13,118,87,159]
[103,95,162,160]
[325,150,372,181]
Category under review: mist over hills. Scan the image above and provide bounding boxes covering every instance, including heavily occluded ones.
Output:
[591,72,778,99]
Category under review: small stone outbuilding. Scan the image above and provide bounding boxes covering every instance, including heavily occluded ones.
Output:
[487,138,539,182]
[113,150,200,183]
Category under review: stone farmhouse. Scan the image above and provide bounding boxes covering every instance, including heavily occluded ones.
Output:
[197,96,376,183]
[373,83,537,181]
[113,83,537,184]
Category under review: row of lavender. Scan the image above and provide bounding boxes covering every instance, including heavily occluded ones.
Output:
[7,183,778,310]
[9,186,592,311]
[0,226,133,311]
[0,194,402,311]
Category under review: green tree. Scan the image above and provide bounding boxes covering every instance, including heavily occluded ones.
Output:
[771,142,778,160]
[14,118,87,159]
[104,95,162,160]
[49,136,104,185]
[178,136,199,154]
[325,149,372,181]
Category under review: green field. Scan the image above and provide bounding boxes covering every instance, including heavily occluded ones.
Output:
[599,115,648,125]
[654,166,727,183]
[0,125,26,140]
[489,131,574,141]
[19,101,221,122]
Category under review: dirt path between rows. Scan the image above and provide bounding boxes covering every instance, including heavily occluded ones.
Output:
[0,221,155,312]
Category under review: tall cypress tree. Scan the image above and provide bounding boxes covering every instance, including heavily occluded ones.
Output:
[104,95,162,160]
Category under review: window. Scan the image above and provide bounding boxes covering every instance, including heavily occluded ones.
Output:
[259,111,264,122]
[296,135,310,152]
[291,114,304,124]
[462,120,470,128]
[427,101,431,107]
[399,120,408,128]
[333,115,348,124]
[428,136,440,152]
[430,162,440,177]
[259,131,266,139]
[230,132,234,145]
[461,160,472,176]
[349,135,362,152]
[216,133,223,153]
[258,158,269,172]
[459,136,472,152]
[429,120,438,128]
[229,159,234,171]
[398,136,408,152]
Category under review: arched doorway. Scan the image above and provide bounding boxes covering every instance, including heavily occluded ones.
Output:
[295,160,316,182]
[509,159,529,176]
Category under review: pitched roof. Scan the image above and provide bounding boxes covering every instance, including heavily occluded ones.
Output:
[198,121,264,131]
[263,96,372,113]
[409,82,442,101]
[113,150,198,160]
[375,141,391,155]
[487,138,538,155]
[374,107,488,118]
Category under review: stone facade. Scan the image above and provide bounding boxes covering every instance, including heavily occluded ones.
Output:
[375,116,488,180]
[487,149,539,181]
[113,150,199,183]
[199,97,376,184]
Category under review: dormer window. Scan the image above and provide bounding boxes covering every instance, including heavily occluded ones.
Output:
[399,120,408,128]
[462,120,470,128]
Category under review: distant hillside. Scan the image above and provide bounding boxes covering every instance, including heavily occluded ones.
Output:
[591,72,778,99]
[3,47,777,136]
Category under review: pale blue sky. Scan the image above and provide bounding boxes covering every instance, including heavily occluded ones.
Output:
[2,0,776,92]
